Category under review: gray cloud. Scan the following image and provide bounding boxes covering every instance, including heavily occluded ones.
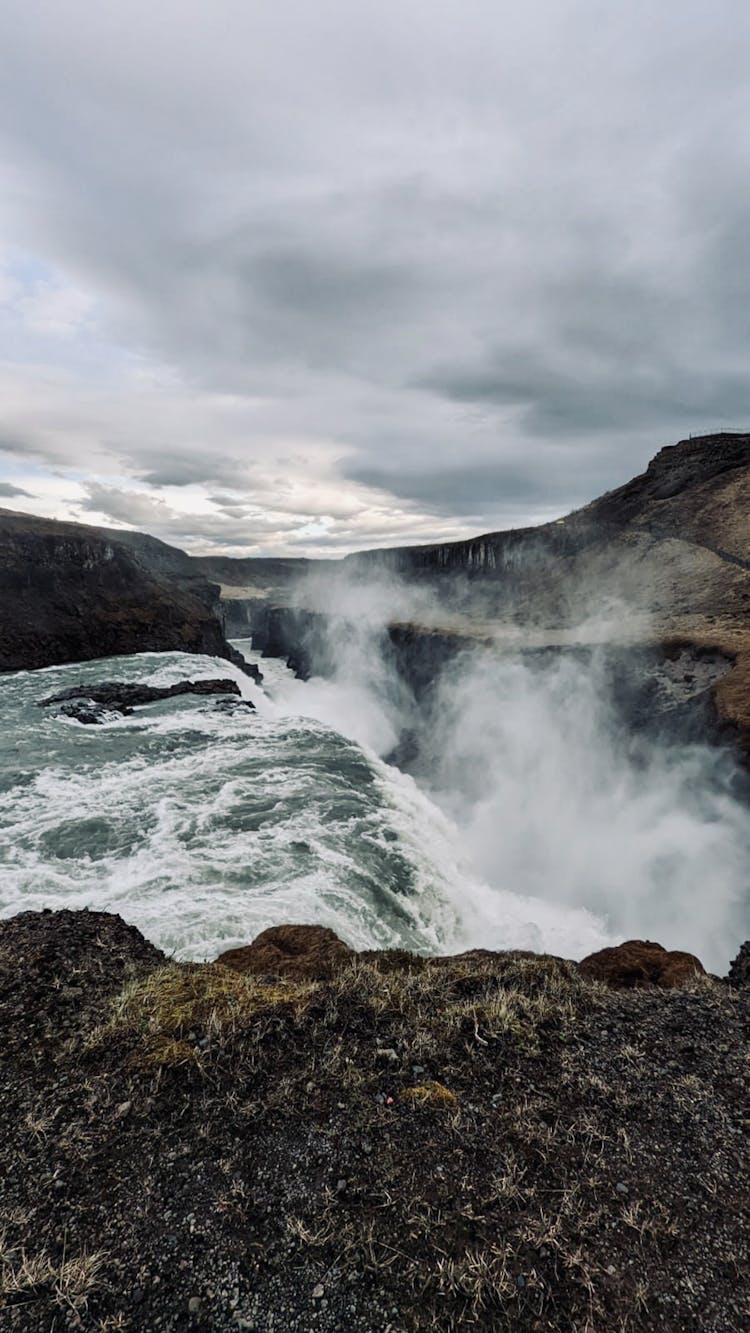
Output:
[0,2,748,552]
[0,482,33,498]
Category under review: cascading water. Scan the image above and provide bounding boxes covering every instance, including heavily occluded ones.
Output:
[2,631,748,970]
[0,640,609,962]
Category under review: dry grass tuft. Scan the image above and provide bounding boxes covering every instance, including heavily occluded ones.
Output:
[433,1245,514,1313]
[86,961,319,1064]
[0,1235,108,1314]
[137,1037,201,1069]
[323,953,591,1060]
[115,962,317,1032]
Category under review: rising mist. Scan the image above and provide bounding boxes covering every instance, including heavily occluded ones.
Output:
[270,567,750,973]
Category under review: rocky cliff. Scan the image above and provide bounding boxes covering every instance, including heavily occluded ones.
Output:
[343,431,750,580]
[0,509,246,674]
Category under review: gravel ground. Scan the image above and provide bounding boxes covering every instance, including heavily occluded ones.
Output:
[1,909,748,1332]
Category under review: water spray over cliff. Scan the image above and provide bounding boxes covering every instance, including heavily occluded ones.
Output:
[267,561,750,973]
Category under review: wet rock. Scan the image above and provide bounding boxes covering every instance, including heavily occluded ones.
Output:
[727,941,750,988]
[57,699,122,725]
[40,677,241,717]
[211,698,256,714]
[578,939,705,989]
[216,924,352,980]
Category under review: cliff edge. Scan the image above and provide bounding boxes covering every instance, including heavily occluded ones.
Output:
[0,509,244,674]
[0,909,747,1332]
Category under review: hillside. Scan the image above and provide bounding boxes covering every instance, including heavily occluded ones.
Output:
[336,432,750,646]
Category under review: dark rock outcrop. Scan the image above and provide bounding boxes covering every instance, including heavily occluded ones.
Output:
[210,697,258,715]
[727,940,750,988]
[578,939,705,989]
[0,909,164,1053]
[56,699,121,726]
[216,924,353,979]
[40,677,243,712]
[38,677,253,723]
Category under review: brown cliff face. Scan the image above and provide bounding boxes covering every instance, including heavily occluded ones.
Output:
[0,508,244,674]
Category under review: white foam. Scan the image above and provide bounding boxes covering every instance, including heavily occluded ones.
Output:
[1,649,500,959]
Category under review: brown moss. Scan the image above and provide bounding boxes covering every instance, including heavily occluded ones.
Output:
[578,940,705,989]
[216,924,353,980]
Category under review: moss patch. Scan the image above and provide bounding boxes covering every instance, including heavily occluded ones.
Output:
[400,1080,458,1108]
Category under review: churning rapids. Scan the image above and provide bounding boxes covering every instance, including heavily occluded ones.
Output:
[1,639,749,971]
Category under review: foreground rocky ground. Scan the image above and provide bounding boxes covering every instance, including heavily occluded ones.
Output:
[1,911,748,1332]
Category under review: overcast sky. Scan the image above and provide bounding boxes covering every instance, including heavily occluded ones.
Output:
[0,1,748,556]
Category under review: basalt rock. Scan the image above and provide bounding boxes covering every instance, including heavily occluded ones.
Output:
[57,699,122,725]
[0,507,253,677]
[578,939,705,989]
[216,924,353,979]
[210,697,257,714]
[40,677,242,721]
[727,940,750,988]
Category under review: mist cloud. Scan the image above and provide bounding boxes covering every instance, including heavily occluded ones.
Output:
[269,569,750,970]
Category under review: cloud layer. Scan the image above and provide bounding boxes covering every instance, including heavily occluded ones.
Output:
[0,1,748,554]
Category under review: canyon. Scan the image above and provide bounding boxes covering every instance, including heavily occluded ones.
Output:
[5,431,750,770]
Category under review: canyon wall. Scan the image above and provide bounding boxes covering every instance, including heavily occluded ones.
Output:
[0,509,245,674]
